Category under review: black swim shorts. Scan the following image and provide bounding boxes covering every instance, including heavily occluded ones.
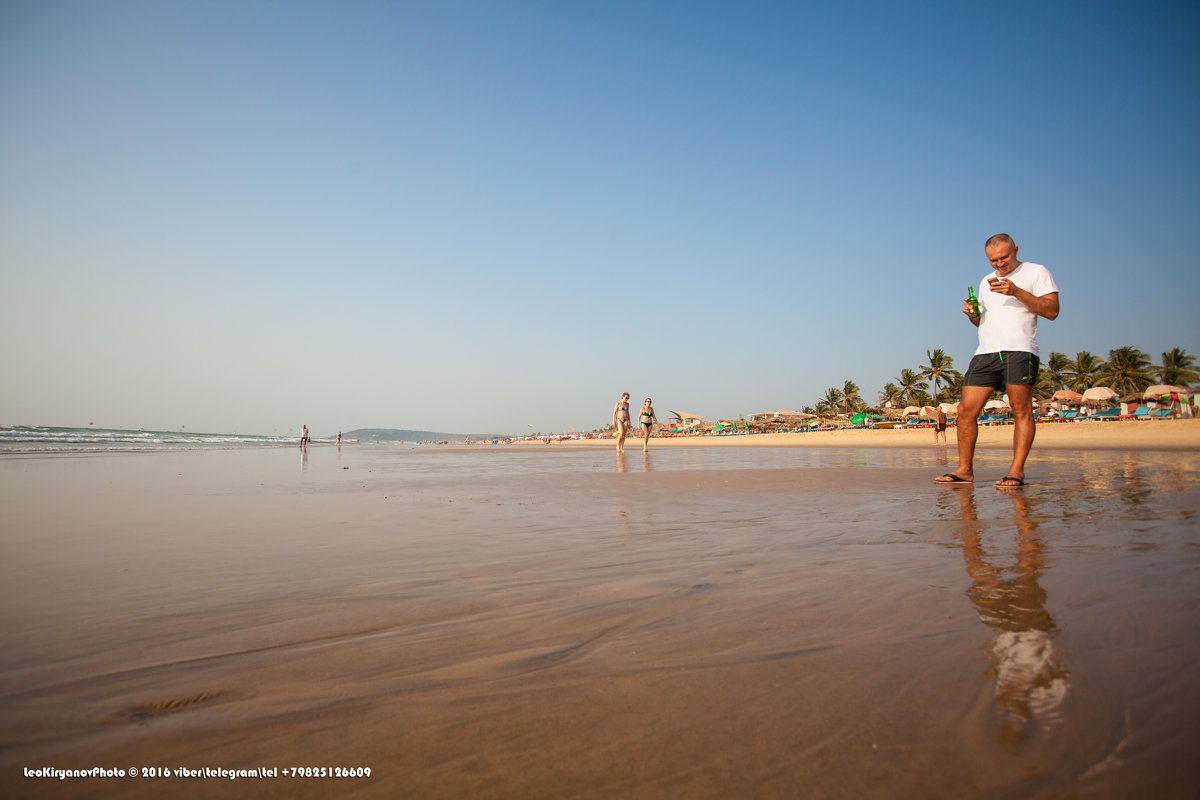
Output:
[963,351,1040,390]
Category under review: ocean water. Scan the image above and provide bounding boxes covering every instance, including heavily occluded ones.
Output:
[0,425,318,453]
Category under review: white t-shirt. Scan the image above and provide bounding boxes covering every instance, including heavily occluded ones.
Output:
[975,261,1058,356]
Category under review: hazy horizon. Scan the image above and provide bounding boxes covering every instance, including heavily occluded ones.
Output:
[3,2,1196,435]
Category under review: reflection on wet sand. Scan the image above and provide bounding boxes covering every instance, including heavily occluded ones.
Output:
[2,446,1198,798]
[614,451,653,474]
[948,487,1070,751]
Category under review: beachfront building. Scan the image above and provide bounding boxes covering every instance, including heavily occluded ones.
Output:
[1122,385,1196,418]
[749,409,814,425]
[668,411,704,429]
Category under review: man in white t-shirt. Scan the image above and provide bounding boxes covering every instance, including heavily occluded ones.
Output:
[935,234,1059,487]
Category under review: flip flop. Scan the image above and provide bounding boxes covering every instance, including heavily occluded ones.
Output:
[995,476,1026,487]
[934,473,973,484]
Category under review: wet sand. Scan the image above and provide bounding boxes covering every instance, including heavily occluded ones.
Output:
[2,445,1199,798]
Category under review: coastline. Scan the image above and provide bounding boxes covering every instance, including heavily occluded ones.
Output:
[540,418,1200,451]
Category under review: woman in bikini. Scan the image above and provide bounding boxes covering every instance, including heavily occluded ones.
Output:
[639,398,658,452]
[612,392,632,453]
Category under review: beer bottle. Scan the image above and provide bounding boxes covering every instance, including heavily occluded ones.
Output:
[967,286,981,317]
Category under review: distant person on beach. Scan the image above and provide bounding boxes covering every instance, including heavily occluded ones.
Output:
[613,392,632,453]
[934,407,947,446]
[300,424,310,448]
[935,234,1059,487]
[336,431,342,445]
[639,398,658,452]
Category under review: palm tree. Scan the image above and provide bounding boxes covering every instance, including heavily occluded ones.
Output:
[895,368,925,407]
[1068,350,1103,393]
[1042,352,1071,393]
[1097,346,1154,395]
[878,382,904,408]
[841,380,864,413]
[1156,348,1199,387]
[941,372,965,403]
[820,387,844,416]
[919,349,960,402]
[1034,369,1059,401]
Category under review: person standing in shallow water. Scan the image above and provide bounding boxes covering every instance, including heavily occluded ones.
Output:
[934,406,948,446]
[935,234,1059,488]
[612,393,631,453]
[639,398,658,453]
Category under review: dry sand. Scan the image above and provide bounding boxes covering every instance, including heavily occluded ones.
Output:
[2,440,1198,798]
[566,417,1200,451]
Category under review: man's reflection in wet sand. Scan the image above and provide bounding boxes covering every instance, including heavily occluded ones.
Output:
[949,488,1070,751]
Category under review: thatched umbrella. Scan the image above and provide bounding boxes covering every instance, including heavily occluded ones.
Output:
[1081,387,1118,407]
[1142,384,1192,400]
[1050,390,1083,409]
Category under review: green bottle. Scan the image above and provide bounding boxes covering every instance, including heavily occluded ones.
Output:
[967,286,981,317]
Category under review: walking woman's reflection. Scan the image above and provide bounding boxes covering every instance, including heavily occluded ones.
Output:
[615,451,654,473]
[949,487,1070,751]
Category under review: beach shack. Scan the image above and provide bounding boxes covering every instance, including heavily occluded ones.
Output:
[668,411,704,432]
[749,409,810,424]
[1141,385,1195,418]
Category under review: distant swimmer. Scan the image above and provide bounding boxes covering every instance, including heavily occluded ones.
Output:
[639,398,658,452]
[613,392,631,453]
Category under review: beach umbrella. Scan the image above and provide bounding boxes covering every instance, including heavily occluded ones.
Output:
[1081,387,1119,406]
[850,412,884,425]
[938,402,957,414]
[903,406,921,417]
[918,406,937,417]
[984,399,1009,411]
[1142,384,1191,399]
[1051,390,1083,404]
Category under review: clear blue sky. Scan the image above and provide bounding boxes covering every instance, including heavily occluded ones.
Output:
[2,1,1196,436]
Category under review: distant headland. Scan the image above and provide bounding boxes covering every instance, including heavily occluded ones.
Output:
[341,428,509,443]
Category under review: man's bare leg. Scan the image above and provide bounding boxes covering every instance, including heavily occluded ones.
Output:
[999,384,1035,486]
[935,386,992,483]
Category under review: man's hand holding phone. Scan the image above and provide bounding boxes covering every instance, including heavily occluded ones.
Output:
[988,275,1016,296]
